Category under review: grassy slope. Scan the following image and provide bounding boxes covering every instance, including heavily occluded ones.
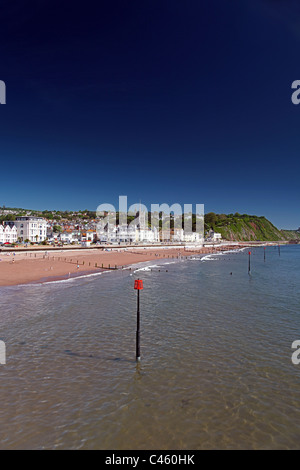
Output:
[205,214,300,242]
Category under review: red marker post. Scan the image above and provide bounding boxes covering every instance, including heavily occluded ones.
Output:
[134,279,143,362]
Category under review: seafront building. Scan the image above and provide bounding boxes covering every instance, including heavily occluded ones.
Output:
[96,215,160,244]
[207,230,222,242]
[94,210,205,245]
[0,224,18,244]
[48,230,81,245]
[11,217,47,243]
[96,224,202,245]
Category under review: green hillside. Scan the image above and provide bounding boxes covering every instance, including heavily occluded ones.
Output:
[204,213,300,242]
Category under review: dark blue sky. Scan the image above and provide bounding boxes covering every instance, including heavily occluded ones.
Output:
[0,0,300,228]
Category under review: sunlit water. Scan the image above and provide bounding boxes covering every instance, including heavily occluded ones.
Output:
[0,245,300,449]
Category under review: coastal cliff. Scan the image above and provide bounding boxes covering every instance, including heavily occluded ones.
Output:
[204,213,300,242]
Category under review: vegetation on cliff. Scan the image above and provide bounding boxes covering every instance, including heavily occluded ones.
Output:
[204,213,300,242]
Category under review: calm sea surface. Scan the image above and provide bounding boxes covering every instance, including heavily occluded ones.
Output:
[0,245,300,449]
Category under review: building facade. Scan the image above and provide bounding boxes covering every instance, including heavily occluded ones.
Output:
[13,217,47,243]
[0,225,18,244]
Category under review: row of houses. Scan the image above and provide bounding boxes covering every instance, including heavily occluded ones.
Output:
[1,217,47,244]
[47,226,203,245]
[1,216,220,246]
[0,225,18,244]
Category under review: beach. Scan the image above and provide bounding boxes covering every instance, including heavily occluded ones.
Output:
[0,244,244,286]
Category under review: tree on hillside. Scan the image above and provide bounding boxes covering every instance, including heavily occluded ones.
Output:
[4,214,16,221]
[205,212,217,228]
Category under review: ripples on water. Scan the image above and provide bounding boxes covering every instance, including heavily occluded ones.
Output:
[0,246,300,449]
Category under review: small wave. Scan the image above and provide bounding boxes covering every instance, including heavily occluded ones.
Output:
[195,247,246,262]
[134,264,160,273]
[201,254,219,262]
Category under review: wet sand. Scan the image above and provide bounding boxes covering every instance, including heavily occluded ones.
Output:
[0,245,241,287]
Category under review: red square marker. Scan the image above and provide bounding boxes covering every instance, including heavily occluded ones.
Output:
[134,280,143,290]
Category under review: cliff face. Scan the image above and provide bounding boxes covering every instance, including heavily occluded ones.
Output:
[205,214,300,242]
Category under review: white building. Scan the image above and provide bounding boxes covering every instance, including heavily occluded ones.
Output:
[117,224,136,243]
[172,228,184,242]
[208,230,222,242]
[97,224,134,244]
[132,210,159,243]
[0,225,18,244]
[80,230,97,243]
[13,217,47,243]
[183,232,203,243]
[59,231,80,244]
[135,227,159,243]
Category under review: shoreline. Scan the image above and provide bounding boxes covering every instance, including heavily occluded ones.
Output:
[0,243,276,287]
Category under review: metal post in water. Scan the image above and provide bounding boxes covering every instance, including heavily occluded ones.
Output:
[264,247,266,262]
[136,289,140,361]
[134,279,143,362]
[248,251,251,275]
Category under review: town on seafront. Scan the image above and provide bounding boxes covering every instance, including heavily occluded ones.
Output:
[0,209,206,247]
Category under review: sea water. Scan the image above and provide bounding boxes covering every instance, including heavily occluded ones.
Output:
[0,245,299,449]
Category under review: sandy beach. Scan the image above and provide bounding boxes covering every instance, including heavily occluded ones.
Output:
[0,245,243,287]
